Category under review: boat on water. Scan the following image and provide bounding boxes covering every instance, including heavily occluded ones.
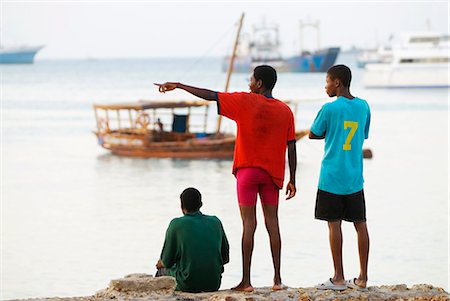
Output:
[93,99,309,158]
[222,20,340,73]
[356,46,392,68]
[363,32,450,88]
[0,46,44,64]
[93,100,235,158]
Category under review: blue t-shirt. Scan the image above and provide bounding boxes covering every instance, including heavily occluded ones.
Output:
[311,96,371,195]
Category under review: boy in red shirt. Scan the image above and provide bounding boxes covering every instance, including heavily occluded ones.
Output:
[155,65,297,292]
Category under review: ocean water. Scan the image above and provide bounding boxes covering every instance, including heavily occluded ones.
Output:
[1,55,449,299]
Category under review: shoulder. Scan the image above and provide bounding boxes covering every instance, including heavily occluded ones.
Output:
[203,214,224,226]
[218,91,251,100]
[353,97,370,111]
[168,217,184,229]
[360,98,370,110]
[273,98,294,114]
[203,214,221,222]
[319,101,333,112]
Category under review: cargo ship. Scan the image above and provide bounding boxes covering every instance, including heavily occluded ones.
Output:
[0,46,44,64]
[222,20,340,73]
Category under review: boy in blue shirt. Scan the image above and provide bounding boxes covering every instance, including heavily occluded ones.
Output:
[309,65,371,291]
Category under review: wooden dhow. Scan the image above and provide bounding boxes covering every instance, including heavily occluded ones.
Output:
[93,99,309,158]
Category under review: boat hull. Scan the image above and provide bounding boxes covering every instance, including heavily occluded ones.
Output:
[223,47,340,73]
[363,63,450,88]
[95,130,309,159]
[96,132,236,158]
[0,46,43,64]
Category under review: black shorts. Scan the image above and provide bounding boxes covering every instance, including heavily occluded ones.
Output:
[315,189,366,222]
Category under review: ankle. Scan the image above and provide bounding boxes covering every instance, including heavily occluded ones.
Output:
[240,280,251,286]
[358,276,368,282]
[332,276,345,284]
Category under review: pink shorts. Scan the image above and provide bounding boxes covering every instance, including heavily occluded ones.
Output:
[236,167,280,206]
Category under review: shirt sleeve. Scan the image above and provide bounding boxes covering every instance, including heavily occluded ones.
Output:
[219,221,230,265]
[217,92,249,121]
[287,109,296,143]
[310,104,328,137]
[160,220,178,268]
[364,105,371,139]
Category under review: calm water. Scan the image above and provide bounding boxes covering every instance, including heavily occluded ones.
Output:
[1,55,449,299]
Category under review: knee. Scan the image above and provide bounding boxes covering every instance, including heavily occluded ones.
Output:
[328,221,342,230]
[264,218,279,233]
[243,219,257,233]
[354,221,368,232]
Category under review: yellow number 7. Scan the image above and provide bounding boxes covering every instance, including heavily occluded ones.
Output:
[343,121,358,150]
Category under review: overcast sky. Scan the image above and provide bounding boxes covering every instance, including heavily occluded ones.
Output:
[2,1,449,59]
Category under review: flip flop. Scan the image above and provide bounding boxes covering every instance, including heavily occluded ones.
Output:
[346,278,369,292]
[315,278,347,291]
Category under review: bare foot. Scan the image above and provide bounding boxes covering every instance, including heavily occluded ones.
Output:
[272,283,287,291]
[231,282,254,292]
[355,278,367,288]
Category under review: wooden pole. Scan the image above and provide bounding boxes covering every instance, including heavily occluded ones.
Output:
[128,109,133,128]
[204,105,208,133]
[216,13,245,135]
[187,107,191,133]
[94,107,99,131]
[116,110,121,130]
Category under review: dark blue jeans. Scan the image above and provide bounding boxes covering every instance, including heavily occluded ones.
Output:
[155,268,170,277]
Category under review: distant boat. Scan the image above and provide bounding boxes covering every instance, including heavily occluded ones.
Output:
[0,46,44,64]
[363,32,450,88]
[356,46,392,68]
[222,20,340,73]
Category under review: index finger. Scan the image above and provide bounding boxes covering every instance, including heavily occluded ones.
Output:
[153,83,162,87]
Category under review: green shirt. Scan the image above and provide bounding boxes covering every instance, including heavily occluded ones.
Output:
[160,211,229,292]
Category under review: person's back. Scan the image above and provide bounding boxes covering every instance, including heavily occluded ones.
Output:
[156,188,229,293]
[218,92,295,188]
[310,65,371,291]
[163,212,228,292]
[316,96,370,194]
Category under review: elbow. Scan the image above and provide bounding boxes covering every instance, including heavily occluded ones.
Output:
[208,91,218,101]
[309,130,324,139]
[308,131,317,139]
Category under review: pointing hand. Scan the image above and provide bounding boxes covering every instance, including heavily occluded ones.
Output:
[154,82,177,93]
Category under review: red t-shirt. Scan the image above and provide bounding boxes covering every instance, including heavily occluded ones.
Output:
[218,92,296,189]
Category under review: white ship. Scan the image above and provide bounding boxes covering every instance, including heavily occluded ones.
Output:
[363,32,449,88]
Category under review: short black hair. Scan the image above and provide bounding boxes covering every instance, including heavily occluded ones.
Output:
[327,65,352,88]
[253,65,277,90]
[180,187,202,213]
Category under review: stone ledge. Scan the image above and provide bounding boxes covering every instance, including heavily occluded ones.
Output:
[7,274,450,301]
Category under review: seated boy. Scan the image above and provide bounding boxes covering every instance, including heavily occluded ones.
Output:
[155,187,229,292]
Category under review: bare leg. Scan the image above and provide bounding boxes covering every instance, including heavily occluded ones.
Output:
[353,222,369,288]
[232,205,256,292]
[261,203,283,289]
[328,221,345,285]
